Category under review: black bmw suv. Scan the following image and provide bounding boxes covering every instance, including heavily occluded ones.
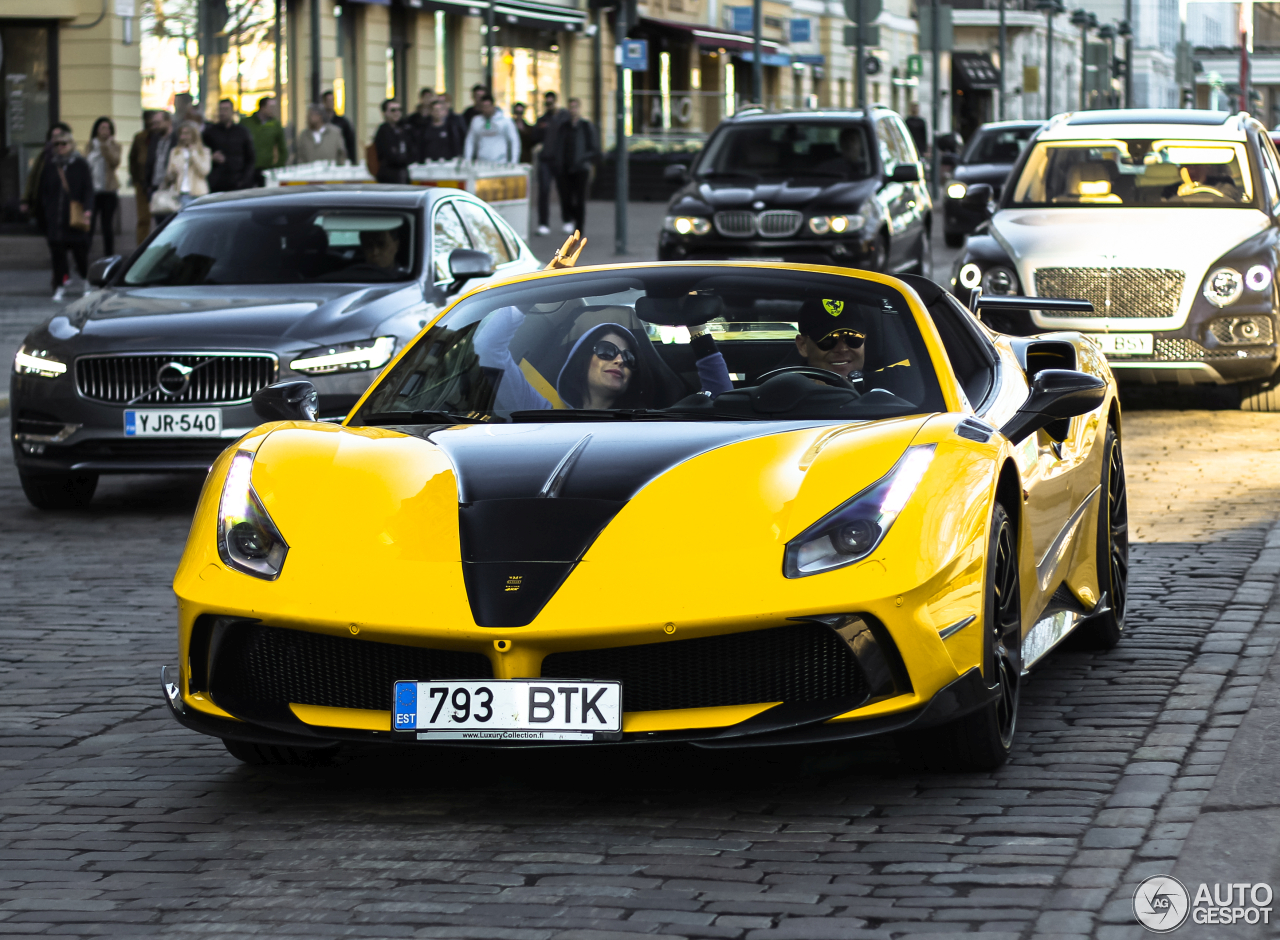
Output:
[657,108,933,276]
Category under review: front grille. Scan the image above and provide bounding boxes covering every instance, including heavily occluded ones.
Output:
[1107,338,1246,361]
[541,623,865,713]
[714,211,757,238]
[212,623,494,712]
[1034,267,1185,318]
[75,353,277,405]
[757,210,803,237]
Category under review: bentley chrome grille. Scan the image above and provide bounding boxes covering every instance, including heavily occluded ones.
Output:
[75,353,278,405]
[756,210,803,237]
[1034,267,1185,318]
[714,210,757,237]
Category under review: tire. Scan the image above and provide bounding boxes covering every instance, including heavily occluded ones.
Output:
[1240,374,1280,411]
[19,471,98,510]
[1075,424,1129,649]
[860,232,889,273]
[911,225,933,279]
[222,738,341,766]
[944,231,965,248]
[903,503,1020,772]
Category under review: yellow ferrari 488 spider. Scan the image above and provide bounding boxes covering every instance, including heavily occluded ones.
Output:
[162,262,1126,772]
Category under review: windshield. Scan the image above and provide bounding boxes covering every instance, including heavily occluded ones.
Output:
[1010,138,1256,207]
[124,207,418,286]
[695,122,874,181]
[963,125,1040,165]
[352,266,946,425]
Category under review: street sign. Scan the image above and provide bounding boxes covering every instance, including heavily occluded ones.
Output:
[906,53,922,76]
[790,18,811,42]
[842,0,883,23]
[730,6,753,32]
[620,39,648,70]
[865,56,882,75]
[843,24,880,46]
[918,4,953,51]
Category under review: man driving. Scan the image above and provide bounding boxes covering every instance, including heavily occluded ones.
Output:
[815,127,871,179]
[794,298,868,380]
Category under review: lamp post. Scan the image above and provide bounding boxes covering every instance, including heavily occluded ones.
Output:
[1070,9,1095,109]
[1037,0,1066,119]
[1117,18,1133,107]
[998,0,1007,119]
[1097,23,1116,107]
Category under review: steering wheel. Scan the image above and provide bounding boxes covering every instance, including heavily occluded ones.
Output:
[754,366,859,391]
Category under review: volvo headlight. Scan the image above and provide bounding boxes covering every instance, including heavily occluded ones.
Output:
[290,336,395,374]
[947,182,968,199]
[1203,267,1244,307]
[218,450,289,581]
[14,344,67,378]
[808,214,864,235]
[663,215,711,235]
[784,444,936,578]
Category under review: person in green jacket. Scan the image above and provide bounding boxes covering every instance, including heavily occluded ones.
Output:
[243,97,287,186]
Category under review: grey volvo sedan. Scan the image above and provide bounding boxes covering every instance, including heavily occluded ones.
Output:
[10,185,541,509]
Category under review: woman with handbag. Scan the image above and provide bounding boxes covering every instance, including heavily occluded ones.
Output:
[85,116,122,257]
[34,124,93,301]
[151,122,210,226]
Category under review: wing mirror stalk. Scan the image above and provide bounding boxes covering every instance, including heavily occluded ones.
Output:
[663,163,689,183]
[998,369,1106,445]
[446,248,494,296]
[252,381,319,422]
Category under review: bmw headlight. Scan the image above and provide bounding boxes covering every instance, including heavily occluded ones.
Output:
[14,344,67,378]
[808,214,865,235]
[947,182,968,199]
[663,215,711,235]
[218,450,289,581]
[784,444,936,578]
[1203,267,1244,307]
[290,336,395,374]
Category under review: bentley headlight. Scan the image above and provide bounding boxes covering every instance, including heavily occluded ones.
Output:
[218,450,289,580]
[14,344,67,378]
[981,265,1019,295]
[663,215,711,235]
[947,182,968,199]
[1203,267,1243,307]
[808,214,864,235]
[784,444,936,578]
[1246,264,1271,292]
[290,336,395,374]
[958,263,983,290]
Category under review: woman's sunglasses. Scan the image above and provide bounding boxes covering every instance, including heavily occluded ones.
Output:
[592,341,636,369]
[813,329,865,351]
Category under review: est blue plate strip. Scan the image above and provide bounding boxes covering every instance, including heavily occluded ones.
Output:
[394,681,417,730]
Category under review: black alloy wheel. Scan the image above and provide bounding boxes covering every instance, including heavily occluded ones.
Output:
[19,471,99,511]
[1078,424,1129,649]
[1241,369,1280,411]
[862,233,888,273]
[902,502,1021,772]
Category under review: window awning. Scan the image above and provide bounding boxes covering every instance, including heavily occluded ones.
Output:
[494,0,586,29]
[638,16,784,53]
[952,52,1001,91]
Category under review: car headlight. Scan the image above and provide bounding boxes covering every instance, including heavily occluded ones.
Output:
[1203,267,1244,307]
[1246,263,1272,292]
[14,344,67,378]
[289,336,395,374]
[808,214,864,235]
[218,450,289,581]
[981,265,1019,295]
[784,444,936,578]
[663,215,711,235]
[947,182,968,199]
[958,262,982,290]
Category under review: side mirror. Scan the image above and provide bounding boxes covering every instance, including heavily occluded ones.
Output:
[87,255,122,287]
[252,380,319,422]
[663,163,689,183]
[447,248,493,294]
[890,163,921,183]
[998,369,1106,445]
[962,182,993,207]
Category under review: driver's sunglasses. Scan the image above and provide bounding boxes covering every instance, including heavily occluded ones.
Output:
[592,341,636,369]
[813,329,866,351]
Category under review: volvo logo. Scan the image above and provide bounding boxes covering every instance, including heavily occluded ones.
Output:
[156,361,194,396]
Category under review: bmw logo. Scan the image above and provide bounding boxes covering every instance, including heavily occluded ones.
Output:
[156,361,194,396]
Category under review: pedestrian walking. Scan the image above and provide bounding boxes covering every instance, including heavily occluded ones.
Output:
[437,93,468,144]
[152,122,211,225]
[292,103,349,164]
[128,111,160,244]
[202,99,256,192]
[30,125,93,300]
[533,91,567,235]
[418,98,463,161]
[145,110,175,224]
[84,116,121,257]
[461,84,488,126]
[555,98,598,236]
[904,102,929,161]
[374,99,412,183]
[512,102,536,164]
[463,94,521,164]
[243,96,287,186]
[322,91,357,165]
[404,87,435,160]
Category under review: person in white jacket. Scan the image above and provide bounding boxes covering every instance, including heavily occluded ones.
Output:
[463,94,521,164]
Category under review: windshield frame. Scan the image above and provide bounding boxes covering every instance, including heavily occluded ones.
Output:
[1003,135,1264,210]
[120,203,425,287]
[960,123,1043,166]
[345,263,963,425]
